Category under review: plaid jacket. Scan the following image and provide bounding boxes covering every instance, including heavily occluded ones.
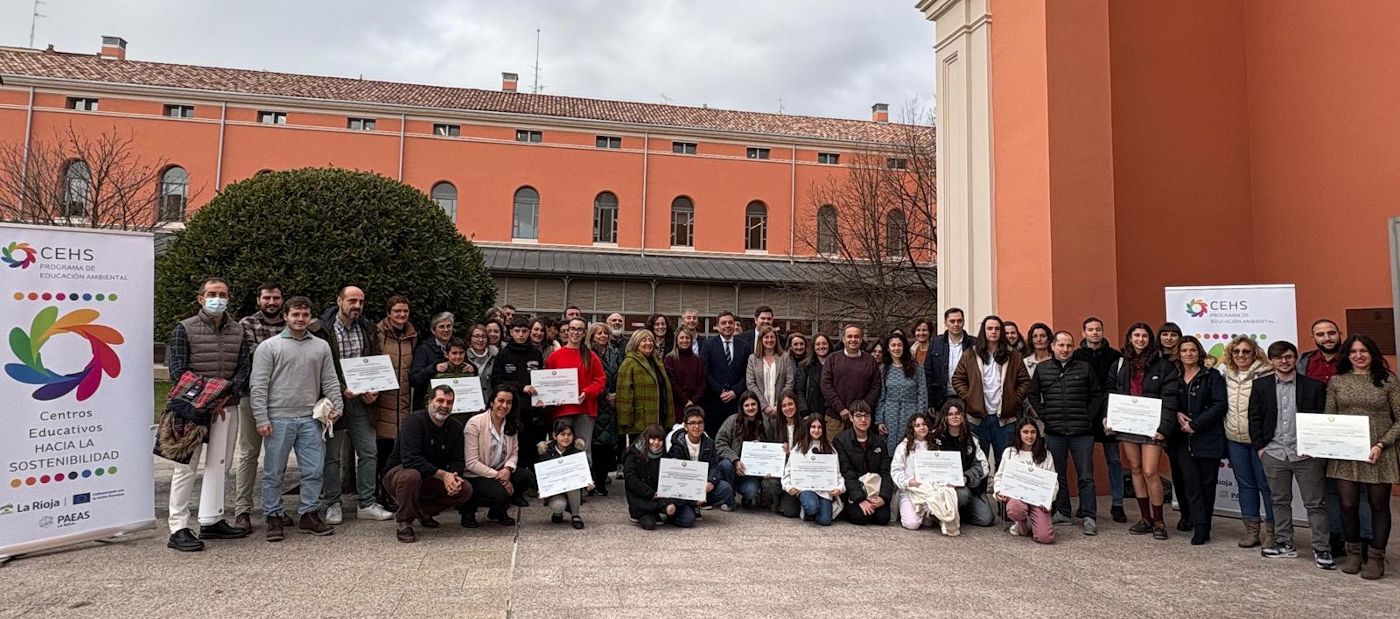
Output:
[240,311,286,349]
[615,351,674,435]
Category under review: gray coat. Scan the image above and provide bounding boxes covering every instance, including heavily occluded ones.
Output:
[745,353,795,412]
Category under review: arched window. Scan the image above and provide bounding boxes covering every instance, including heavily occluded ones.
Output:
[670,196,694,247]
[817,205,837,255]
[593,191,618,244]
[512,187,540,240]
[159,166,189,222]
[745,201,767,251]
[431,182,458,223]
[885,209,907,257]
[63,160,91,218]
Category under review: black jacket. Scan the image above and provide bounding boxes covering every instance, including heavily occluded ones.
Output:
[1176,368,1228,459]
[1072,339,1122,387]
[1247,374,1328,452]
[666,431,724,485]
[309,307,381,387]
[923,332,977,409]
[409,338,449,395]
[384,409,466,479]
[1105,354,1182,439]
[1027,357,1104,437]
[490,340,545,424]
[833,428,894,505]
[795,359,825,415]
[622,441,671,518]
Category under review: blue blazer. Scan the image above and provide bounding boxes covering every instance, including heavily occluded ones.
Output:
[923,332,976,410]
[700,336,752,398]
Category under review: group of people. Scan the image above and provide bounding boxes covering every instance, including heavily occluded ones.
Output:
[161,284,1397,581]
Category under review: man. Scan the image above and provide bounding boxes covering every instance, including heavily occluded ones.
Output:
[383,385,474,543]
[607,312,627,348]
[232,282,285,531]
[923,308,975,410]
[821,325,882,437]
[1299,319,1371,557]
[951,316,1031,464]
[681,309,705,352]
[564,305,583,321]
[1249,341,1334,569]
[834,406,893,525]
[1072,316,1127,523]
[666,407,736,521]
[734,305,774,352]
[250,296,344,541]
[501,305,517,324]
[699,311,752,435]
[309,286,394,524]
[165,277,253,552]
[1028,331,1105,536]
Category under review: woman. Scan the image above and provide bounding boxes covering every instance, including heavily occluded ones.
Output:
[1004,321,1027,356]
[622,424,675,530]
[782,414,843,526]
[664,327,706,416]
[531,318,557,358]
[484,320,504,349]
[787,333,810,369]
[374,296,419,498]
[994,419,1058,544]
[465,324,497,391]
[409,311,456,407]
[715,391,772,508]
[1171,336,1227,545]
[1326,334,1400,579]
[951,315,1032,464]
[910,320,933,366]
[928,400,994,534]
[876,332,928,454]
[545,317,607,470]
[793,333,825,415]
[1158,322,1182,362]
[869,341,884,362]
[587,322,624,494]
[484,307,504,325]
[647,314,675,357]
[745,326,795,425]
[615,330,674,436]
[1104,322,1181,540]
[461,385,530,528]
[1220,334,1276,548]
[537,420,593,529]
[890,412,937,530]
[766,391,804,517]
[1023,322,1053,378]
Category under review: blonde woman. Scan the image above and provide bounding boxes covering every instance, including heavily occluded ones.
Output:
[1221,334,1276,548]
[615,330,675,436]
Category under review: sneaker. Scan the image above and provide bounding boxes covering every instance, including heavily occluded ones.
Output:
[297,512,334,536]
[572,516,585,530]
[357,503,394,521]
[1083,517,1098,536]
[396,525,416,543]
[1129,519,1153,535]
[167,528,205,552]
[628,516,640,524]
[265,516,286,542]
[324,504,343,525]
[1052,512,1073,526]
[1008,522,1022,537]
[199,520,250,540]
[1111,505,1128,523]
[1263,543,1298,559]
[1176,518,1194,532]
[719,504,734,512]
[551,513,564,524]
[700,504,714,510]
[1315,550,1338,570]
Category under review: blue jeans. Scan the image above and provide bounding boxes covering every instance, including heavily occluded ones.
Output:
[671,478,736,527]
[321,398,378,509]
[988,421,1017,467]
[1227,440,1275,522]
[262,416,326,517]
[715,459,748,507]
[799,491,834,526]
[1102,441,1124,506]
[1048,435,1097,519]
[970,418,997,461]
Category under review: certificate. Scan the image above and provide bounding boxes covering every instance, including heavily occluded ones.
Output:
[1297,413,1372,462]
[741,441,786,478]
[657,458,709,502]
[1107,394,1163,437]
[530,368,581,407]
[535,452,593,497]
[342,354,400,394]
[430,377,485,413]
[787,452,840,492]
[998,463,1057,508]
[914,450,964,486]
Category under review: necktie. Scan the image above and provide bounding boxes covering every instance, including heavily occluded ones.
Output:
[724,340,732,365]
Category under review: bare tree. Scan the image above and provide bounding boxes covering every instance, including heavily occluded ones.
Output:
[0,124,194,231]
[792,104,937,337]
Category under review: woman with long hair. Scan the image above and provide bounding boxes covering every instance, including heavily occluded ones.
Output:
[586,322,624,494]
[1105,322,1181,540]
[910,320,933,366]
[876,332,928,454]
[1023,322,1053,378]
[1170,336,1227,545]
[460,385,529,528]
[950,315,1031,465]
[796,334,833,415]
[890,412,938,530]
[484,319,504,349]
[994,418,1057,544]
[1004,321,1027,356]
[1220,334,1276,548]
[746,326,795,425]
[545,317,607,471]
[782,414,842,526]
[766,391,804,517]
[927,400,994,534]
[664,327,707,415]
[622,424,676,530]
[646,313,675,357]
[715,391,772,508]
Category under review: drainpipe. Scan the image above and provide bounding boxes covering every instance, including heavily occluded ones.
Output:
[397,113,406,181]
[789,143,796,257]
[640,133,649,257]
[19,87,34,212]
[214,102,227,189]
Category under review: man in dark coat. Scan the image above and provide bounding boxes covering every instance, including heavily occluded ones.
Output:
[923,307,975,410]
[699,311,752,435]
[1029,331,1104,532]
[1070,316,1126,523]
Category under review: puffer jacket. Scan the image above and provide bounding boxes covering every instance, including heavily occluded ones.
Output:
[1221,359,1273,444]
[1027,357,1103,437]
[1177,367,1228,459]
[372,318,418,439]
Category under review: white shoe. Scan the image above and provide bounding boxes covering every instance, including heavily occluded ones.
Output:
[357,504,394,521]
[324,504,343,525]
[1008,522,1021,537]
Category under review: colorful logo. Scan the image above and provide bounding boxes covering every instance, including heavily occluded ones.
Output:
[5,307,123,401]
[2,242,37,270]
[1185,298,1208,318]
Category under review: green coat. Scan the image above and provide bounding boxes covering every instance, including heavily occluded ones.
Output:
[616,351,673,435]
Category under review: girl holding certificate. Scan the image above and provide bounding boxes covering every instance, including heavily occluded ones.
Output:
[1105,322,1180,540]
[715,392,771,508]
[622,424,676,531]
[537,420,593,530]
[1171,337,1227,546]
[994,419,1058,544]
[928,400,994,534]
[782,415,842,526]
[890,412,940,531]
[767,392,804,517]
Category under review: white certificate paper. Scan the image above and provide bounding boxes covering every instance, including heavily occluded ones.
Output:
[914,450,964,486]
[530,368,581,407]
[999,463,1057,508]
[657,458,709,502]
[788,452,840,492]
[535,452,593,497]
[1107,394,1163,437]
[430,377,486,413]
[1297,413,1372,462]
[342,354,400,394]
[741,441,786,478]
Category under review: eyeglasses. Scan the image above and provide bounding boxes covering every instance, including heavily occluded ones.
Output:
[852,413,871,419]
[1231,349,1253,356]
[684,420,704,426]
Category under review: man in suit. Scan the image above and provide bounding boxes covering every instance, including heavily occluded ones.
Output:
[1248,340,1334,570]
[682,308,706,352]
[699,311,752,435]
[923,307,975,410]
[733,305,773,353]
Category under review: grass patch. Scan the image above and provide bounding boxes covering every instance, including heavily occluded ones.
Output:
[154,380,171,423]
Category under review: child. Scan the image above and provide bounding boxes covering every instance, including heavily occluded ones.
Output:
[782,414,843,526]
[623,425,675,530]
[889,412,938,530]
[538,420,594,529]
[995,418,1058,544]
[434,338,478,422]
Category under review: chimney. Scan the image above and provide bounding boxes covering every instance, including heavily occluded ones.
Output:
[502,72,518,93]
[871,102,889,123]
[99,36,127,61]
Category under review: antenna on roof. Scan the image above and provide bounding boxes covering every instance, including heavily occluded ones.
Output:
[530,27,544,94]
[778,98,784,115]
[29,0,46,48]
[660,93,674,105]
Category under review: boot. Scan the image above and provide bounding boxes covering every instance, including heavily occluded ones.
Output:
[1361,551,1386,580]
[1260,521,1276,549]
[1238,519,1261,548]
[1341,543,1364,574]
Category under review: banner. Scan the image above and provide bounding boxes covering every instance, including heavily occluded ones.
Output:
[1164,284,1305,522]
[0,225,154,557]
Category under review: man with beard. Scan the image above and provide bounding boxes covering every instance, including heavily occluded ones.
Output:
[607,312,627,348]
[233,283,286,531]
[1300,319,1373,557]
[382,386,473,543]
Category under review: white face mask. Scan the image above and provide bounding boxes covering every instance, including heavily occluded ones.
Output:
[203,297,228,316]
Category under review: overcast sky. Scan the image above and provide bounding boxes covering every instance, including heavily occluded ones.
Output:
[0,0,936,122]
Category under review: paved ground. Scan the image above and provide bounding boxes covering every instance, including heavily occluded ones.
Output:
[1,456,1396,618]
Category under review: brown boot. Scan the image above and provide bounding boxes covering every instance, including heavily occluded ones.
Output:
[298,511,334,536]
[1260,521,1276,549]
[265,516,285,542]
[1238,519,1261,548]
[1342,543,1364,574]
[1361,551,1386,580]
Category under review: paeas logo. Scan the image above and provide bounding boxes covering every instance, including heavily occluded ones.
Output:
[1185,298,1208,318]
[5,306,123,401]
[2,241,37,270]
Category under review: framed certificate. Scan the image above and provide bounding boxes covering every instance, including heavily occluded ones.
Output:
[998,463,1057,508]
[535,452,593,497]
[741,441,786,478]
[788,452,840,492]
[1296,413,1372,462]
[530,368,581,407]
[430,377,486,413]
[1107,394,1163,437]
[913,450,964,486]
[342,354,400,394]
[657,458,709,502]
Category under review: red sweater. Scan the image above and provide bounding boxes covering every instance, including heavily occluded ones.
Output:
[545,346,607,419]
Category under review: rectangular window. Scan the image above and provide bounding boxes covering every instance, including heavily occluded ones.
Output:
[163,104,194,118]
[886,157,908,170]
[671,210,694,247]
[347,117,376,131]
[672,141,697,155]
[258,111,287,125]
[746,147,771,160]
[818,152,840,165]
[433,123,461,137]
[595,136,622,149]
[515,129,543,143]
[66,97,99,111]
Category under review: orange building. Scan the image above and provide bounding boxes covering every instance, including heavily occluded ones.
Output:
[0,38,930,334]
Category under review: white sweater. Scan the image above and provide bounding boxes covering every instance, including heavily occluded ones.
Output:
[782,445,837,500]
[993,446,1058,499]
[890,440,929,490]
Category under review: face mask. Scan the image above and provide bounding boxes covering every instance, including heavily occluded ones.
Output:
[203,297,228,316]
